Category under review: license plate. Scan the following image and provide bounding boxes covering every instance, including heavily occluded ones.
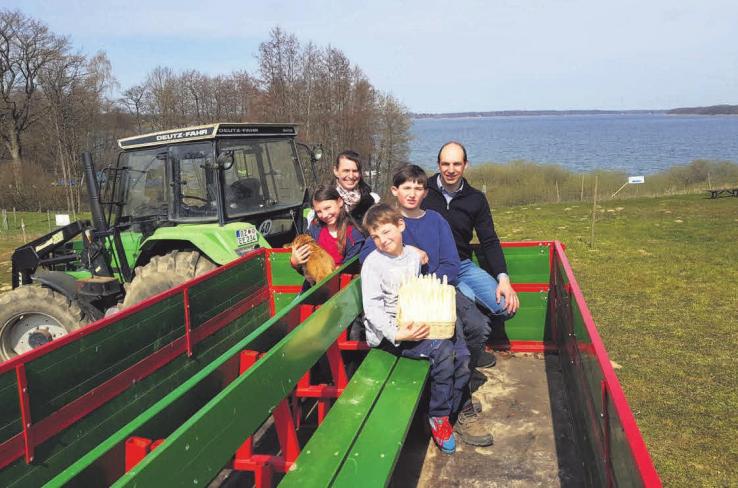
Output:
[236,228,258,246]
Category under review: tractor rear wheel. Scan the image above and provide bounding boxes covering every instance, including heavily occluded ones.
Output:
[0,286,89,361]
[121,251,217,309]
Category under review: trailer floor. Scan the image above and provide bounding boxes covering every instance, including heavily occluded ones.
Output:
[391,352,587,487]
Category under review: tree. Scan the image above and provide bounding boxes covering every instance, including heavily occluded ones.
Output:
[144,66,178,130]
[120,84,147,132]
[0,9,71,190]
[39,51,116,214]
[372,93,411,192]
[258,27,300,122]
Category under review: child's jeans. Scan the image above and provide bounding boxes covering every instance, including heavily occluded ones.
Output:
[380,323,470,417]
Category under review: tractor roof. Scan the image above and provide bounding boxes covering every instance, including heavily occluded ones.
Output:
[118,123,299,150]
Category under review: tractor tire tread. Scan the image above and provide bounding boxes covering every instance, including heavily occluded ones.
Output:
[0,286,89,360]
[121,251,216,309]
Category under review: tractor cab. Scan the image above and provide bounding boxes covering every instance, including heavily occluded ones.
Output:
[111,124,309,246]
[1,123,316,360]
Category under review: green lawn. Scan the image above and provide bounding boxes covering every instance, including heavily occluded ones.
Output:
[1,197,736,485]
[492,194,738,487]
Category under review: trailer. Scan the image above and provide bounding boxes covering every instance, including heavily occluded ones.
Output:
[0,241,660,487]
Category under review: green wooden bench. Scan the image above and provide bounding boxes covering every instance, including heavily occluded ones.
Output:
[280,349,429,488]
[48,270,430,487]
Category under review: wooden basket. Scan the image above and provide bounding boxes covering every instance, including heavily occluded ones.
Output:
[396,274,456,340]
[397,318,456,340]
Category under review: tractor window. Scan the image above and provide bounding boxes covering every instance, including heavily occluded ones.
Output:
[119,148,167,219]
[171,142,217,220]
[219,139,305,217]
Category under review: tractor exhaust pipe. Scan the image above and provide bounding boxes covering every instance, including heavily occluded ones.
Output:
[81,152,133,281]
[82,152,108,233]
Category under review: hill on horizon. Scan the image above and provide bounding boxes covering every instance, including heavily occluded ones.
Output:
[412,104,738,119]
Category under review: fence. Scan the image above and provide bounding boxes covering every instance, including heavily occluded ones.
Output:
[0,210,82,242]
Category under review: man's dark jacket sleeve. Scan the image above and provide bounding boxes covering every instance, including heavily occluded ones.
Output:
[473,194,507,277]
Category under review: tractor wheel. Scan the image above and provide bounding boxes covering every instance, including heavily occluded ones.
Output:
[0,286,89,361]
[121,251,217,309]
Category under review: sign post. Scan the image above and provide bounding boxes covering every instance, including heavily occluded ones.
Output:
[55,214,71,227]
[611,175,645,198]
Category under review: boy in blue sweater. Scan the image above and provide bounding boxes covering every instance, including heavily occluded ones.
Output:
[359,165,493,447]
[358,171,459,283]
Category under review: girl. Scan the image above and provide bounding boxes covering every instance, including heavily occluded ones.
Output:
[291,185,366,274]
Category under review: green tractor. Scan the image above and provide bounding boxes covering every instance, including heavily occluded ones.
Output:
[0,123,319,361]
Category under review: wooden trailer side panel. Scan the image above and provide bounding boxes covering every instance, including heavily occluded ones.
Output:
[0,251,271,487]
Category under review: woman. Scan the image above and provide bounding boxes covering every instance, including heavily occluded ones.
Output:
[333,150,380,223]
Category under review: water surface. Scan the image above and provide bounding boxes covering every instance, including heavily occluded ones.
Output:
[410,114,738,174]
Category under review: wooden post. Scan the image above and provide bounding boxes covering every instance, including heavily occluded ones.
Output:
[555,181,560,203]
[1,209,7,231]
[13,207,17,226]
[21,219,27,243]
[590,176,598,250]
[580,175,585,201]
[47,210,51,231]
[707,171,712,190]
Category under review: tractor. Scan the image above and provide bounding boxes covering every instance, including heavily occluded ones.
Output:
[0,123,319,360]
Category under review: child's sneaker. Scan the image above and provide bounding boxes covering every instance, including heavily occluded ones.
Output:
[428,416,456,454]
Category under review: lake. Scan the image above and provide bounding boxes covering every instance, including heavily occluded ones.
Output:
[409,114,738,174]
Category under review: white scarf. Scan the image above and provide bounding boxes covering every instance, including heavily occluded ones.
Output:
[336,184,361,210]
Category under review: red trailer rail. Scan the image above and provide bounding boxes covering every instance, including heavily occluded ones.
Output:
[0,241,661,487]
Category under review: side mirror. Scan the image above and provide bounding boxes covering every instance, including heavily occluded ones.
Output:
[312,145,323,163]
[296,142,321,182]
[216,150,235,170]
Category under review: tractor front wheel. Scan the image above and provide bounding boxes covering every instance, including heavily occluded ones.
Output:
[0,286,89,361]
[121,251,217,309]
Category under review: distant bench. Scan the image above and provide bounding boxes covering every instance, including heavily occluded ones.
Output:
[706,188,738,198]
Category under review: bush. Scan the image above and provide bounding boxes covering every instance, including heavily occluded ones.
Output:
[465,159,738,206]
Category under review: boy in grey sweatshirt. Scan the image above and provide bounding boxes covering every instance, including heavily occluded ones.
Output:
[360,203,470,455]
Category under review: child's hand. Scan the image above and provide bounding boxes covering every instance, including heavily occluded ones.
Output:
[396,321,430,341]
[290,244,312,267]
[406,245,429,265]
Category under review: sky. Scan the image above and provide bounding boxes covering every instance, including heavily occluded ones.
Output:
[5,0,738,113]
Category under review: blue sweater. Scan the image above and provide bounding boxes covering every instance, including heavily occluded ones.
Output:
[359,209,460,284]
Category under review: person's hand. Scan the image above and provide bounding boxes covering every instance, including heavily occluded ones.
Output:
[496,275,520,315]
[395,321,430,341]
[406,245,429,265]
[290,244,312,267]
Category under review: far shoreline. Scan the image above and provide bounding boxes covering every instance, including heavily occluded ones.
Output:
[411,104,738,119]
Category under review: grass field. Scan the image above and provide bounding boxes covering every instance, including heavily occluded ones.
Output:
[0,210,75,292]
[1,196,737,486]
[491,193,738,487]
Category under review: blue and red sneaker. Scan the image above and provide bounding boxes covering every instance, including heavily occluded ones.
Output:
[429,416,456,454]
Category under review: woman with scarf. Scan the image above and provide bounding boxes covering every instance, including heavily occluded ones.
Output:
[333,150,380,223]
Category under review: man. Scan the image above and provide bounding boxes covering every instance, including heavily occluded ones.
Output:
[423,141,520,324]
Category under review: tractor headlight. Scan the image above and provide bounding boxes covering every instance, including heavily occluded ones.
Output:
[235,245,259,257]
